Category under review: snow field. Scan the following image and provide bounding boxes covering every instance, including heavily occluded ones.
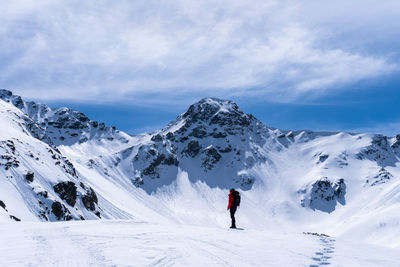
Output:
[1,220,400,266]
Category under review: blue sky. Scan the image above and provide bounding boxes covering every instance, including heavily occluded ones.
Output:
[1,0,400,135]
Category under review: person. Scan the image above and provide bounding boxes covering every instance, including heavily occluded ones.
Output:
[227,188,240,229]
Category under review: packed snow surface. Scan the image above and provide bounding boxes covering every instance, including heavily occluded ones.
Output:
[1,220,400,267]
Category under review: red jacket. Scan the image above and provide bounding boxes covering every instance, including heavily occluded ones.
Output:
[227,190,235,210]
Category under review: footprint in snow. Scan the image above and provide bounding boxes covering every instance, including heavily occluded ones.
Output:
[304,232,335,267]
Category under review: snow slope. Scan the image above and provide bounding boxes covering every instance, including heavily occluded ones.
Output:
[0,98,129,222]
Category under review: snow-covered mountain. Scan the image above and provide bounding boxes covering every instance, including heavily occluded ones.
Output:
[0,89,130,147]
[0,98,105,222]
[1,90,400,250]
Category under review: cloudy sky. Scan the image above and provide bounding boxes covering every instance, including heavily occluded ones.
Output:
[1,0,400,135]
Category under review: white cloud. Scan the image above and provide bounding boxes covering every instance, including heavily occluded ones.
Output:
[0,0,398,104]
[349,122,400,137]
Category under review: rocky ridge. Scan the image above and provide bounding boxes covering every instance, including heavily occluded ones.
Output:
[0,89,129,146]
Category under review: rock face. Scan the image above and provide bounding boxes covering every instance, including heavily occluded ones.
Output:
[302,178,346,213]
[51,201,72,221]
[52,181,101,217]
[53,181,77,207]
[182,140,201,157]
[82,187,98,211]
[201,146,222,171]
[25,172,34,183]
[0,200,6,211]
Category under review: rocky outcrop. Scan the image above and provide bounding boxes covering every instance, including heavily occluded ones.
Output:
[182,140,201,157]
[25,171,34,183]
[201,146,221,171]
[53,181,77,207]
[366,168,393,186]
[302,178,346,213]
[0,140,20,170]
[0,200,6,211]
[357,135,398,167]
[9,215,21,222]
[82,187,98,211]
[51,201,72,220]
[314,153,329,164]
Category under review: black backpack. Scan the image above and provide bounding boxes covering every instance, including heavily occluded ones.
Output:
[233,191,241,206]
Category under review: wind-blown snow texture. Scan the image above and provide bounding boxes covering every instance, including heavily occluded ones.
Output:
[1,89,400,265]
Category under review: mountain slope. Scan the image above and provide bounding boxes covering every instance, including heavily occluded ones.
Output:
[0,98,128,222]
[1,91,400,250]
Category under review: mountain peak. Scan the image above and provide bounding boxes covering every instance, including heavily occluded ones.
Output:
[181,97,253,127]
[183,98,240,119]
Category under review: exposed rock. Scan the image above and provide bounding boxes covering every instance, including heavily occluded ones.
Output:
[189,126,207,138]
[366,168,393,186]
[37,191,48,198]
[151,134,163,142]
[142,154,166,178]
[1,156,20,170]
[179,136,188,142]
[25,171,34,183]
[286,131,294,138]
[132,176,144,187]
[357,135,397,167]
[211,131,227,138]
[51,201,72,220]
[183,99,222,123]
[0,200,6,211]
[53,181,77,206]
[163,155,179,166]
[182,140,201,157]
[166,132,175,140]
[304,178,346,213]
[201,147,221,171]
[181,98,256,131]
[9,215,21,222]
[82,187,98,211]
[317,154,329,164]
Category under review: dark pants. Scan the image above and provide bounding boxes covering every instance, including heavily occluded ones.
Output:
[230,206,237,227]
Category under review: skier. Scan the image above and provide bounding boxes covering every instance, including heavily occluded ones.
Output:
[227,188,240,229]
